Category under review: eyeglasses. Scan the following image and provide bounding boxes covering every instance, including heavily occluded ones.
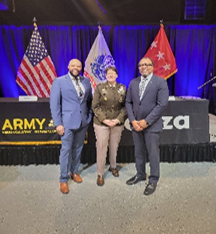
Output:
[138,63,153,68]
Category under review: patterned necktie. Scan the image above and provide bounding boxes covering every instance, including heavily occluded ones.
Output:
[75,78,84,99]
[139,78,147,100]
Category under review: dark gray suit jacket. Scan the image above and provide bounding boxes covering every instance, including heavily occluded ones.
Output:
[126,74,169,132]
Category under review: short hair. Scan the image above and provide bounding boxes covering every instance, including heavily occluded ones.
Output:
[105,66,118,75]
[143,57,154,66]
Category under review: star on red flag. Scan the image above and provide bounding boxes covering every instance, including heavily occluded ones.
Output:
[144,24,177,79]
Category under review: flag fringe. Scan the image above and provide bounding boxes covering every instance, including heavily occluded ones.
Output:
[0,139,88,145]
[0,141,62,145]
[165,69,178,80]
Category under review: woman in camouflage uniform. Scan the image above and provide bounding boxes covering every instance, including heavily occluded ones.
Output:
[92,66,127,186]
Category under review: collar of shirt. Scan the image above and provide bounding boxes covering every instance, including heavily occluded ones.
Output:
[141,72,153,82]
[108,81,116,88]
[68,72,80,81]
[68,72,85,98]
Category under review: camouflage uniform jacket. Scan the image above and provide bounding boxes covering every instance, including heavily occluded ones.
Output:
[92,81,127,126]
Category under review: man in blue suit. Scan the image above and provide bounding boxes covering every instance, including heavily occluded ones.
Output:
[50,59,92,194]
[125,57,169,195]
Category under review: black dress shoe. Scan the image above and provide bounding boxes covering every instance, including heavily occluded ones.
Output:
[126,175,146,185]
[144,183,157,196]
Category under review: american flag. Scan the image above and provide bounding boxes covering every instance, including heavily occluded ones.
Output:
[16,26,57,97]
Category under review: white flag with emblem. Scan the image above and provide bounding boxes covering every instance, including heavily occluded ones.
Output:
[84,27,115,90]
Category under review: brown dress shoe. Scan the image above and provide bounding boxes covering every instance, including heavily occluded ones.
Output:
[97,175,104,186]
[60,182,69,194]
[108,167,119,177]
[71,174,83,183]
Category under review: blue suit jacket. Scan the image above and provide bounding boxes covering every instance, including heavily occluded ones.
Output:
[50,74,92,130]
[126,74,169,132]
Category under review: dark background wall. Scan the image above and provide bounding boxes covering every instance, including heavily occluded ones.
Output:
[1,0,216,113]
[0,0,216,26]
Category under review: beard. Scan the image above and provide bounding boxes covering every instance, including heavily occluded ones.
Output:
[70,70,80,78]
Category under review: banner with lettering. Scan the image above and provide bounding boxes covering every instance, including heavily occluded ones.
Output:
[0,99,60,145]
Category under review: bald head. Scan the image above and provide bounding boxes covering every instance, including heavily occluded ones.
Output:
[68,59,82,77]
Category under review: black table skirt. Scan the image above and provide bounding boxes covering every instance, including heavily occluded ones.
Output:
[0,143,216,166]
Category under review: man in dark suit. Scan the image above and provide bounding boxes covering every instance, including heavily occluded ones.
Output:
[125,57,169,195]
[50,59,92,194]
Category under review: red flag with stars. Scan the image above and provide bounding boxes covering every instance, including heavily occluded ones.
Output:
[144,24,177,79]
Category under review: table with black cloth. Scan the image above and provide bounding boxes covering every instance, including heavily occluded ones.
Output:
[85,98,210,144]
[0,98,215,165]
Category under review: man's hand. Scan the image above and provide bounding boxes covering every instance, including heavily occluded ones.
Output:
[132,120,143,132]
[137,119,148,129]
[56,125,64,136]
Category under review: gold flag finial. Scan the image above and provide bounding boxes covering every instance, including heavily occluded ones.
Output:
[98,20,102,31]
[33,17,37,28]
[160,19,164,26]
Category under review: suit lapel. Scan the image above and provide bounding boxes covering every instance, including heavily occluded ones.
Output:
[66,74,79,99]
[135,77,141,99]
[80,76,86,93]
[79,76,87,103]
[140,75,154,100]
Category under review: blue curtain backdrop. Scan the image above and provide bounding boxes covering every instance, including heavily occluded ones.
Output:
[0,24,216,112]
